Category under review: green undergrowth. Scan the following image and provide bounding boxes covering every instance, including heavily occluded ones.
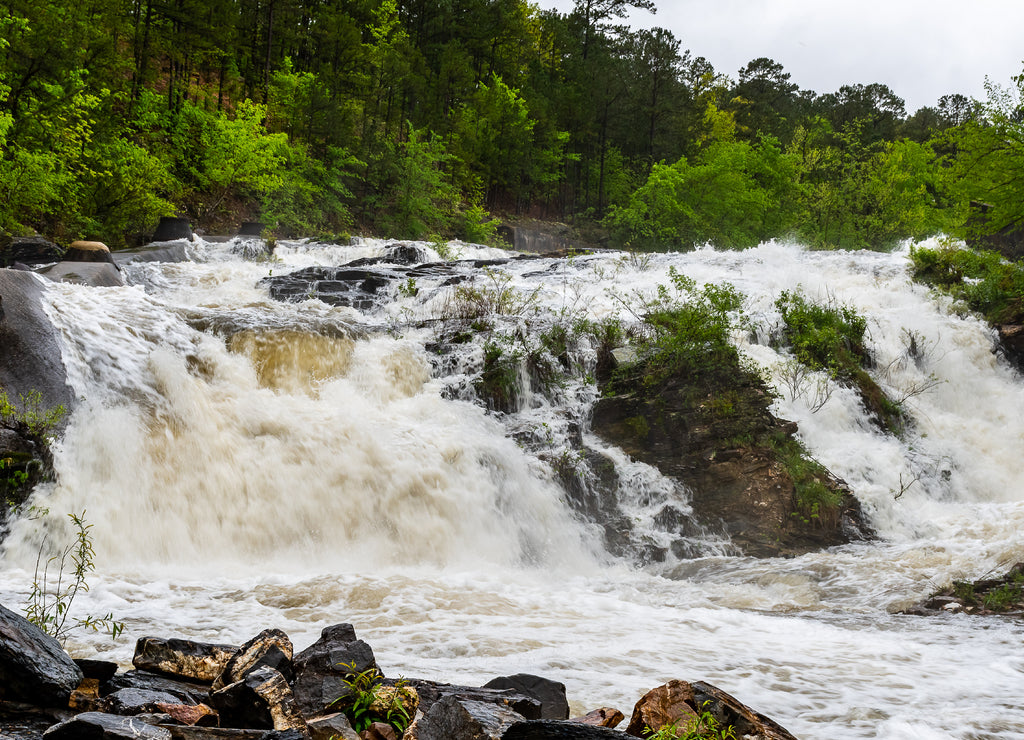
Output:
[1,389,65,512]
[775,290,904,434]
[767,431,844,527]
[910,242,1024,325]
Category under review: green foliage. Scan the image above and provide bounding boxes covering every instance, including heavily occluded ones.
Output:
[331,662,413,736]
[646,702,737,740]
[768,433,843,526]
[0,389,66,440]
[475,340,522,413]
[775,290,903,433]
[615,268,744,388]
[24,511,124,646]
[910,243,1024,325]
[605,137,801,250]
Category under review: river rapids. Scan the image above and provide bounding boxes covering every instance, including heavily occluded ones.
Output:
[1,236,1022,739]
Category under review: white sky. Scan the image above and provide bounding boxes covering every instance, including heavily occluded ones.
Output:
[542,0,1024,112]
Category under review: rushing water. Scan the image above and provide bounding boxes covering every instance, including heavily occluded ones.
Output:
[2,237,1023,739]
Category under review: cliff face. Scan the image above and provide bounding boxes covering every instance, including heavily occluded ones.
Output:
[591,362,870,558]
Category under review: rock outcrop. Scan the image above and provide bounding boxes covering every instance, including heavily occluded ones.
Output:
[0,603,84,707]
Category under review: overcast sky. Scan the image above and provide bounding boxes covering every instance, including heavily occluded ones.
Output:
[542,0,1024,113]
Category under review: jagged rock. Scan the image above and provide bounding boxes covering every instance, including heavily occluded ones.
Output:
[625,680,797,740]
[133,637,239,684]
[43,712,172,739]
[0,269,74,415]
[483,675,568,720]
[214,629,293,690]
[382,243,427,265]
[569,708,624,728]
[306,712,358,740]
[113,241,190,265]
[403,680,541,719]
[37,261,124,287]
[624,679,698,737]
[291,624,376,718]
[503,721,624,739]
[260,267,394,310]
[0,235,62,267]
[65,240,114,263]
[103,670,211,705]
[155,703,220,727]
[108,687,193,715]
[209,666,307,733]
[0,602,84,706]
[412,696,525,740]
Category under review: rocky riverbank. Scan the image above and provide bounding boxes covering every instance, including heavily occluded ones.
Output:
[0,603,800,739]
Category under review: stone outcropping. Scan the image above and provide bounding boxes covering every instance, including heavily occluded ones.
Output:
[0,614,804,740]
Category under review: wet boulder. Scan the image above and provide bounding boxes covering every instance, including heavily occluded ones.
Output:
[0,234,62,267]
[102,670,211,706]
[43,712,172,739]
[404,679,540,720]
[113,241,190,265]
[306,712,358,740]
[625,680,798,740]
[151,217,194,242]
[291,624,376,718]
[133,636,239,684]
[569,708,624,728]
[0,602,84,707]
[65,240,115,264]
[209,666,307,733]
[412,696,525,740]
[37,261,124,287]
[213,629,293,690]
[0,269,74,415]
[483,675,568,720]
[260,267,394,310]
[107,687,194,715]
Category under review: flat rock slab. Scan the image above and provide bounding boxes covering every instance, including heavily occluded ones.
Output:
[43,712,173,739]
[37,261,124,287]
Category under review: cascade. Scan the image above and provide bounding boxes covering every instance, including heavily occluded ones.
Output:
[1,236,1023,739]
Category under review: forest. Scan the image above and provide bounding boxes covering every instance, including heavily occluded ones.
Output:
[1,0,1022,251]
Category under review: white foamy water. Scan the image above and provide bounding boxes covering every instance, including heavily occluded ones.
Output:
[2,237,1023,739]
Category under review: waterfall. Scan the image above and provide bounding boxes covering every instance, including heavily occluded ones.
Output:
[2,236,1023,739]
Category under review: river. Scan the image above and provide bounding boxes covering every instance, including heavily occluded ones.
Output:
[1,237,1022,739]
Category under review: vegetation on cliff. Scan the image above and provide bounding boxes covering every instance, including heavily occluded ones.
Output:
[0,0,1021,251]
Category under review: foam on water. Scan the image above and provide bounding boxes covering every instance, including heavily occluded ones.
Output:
[2,237,1023,739]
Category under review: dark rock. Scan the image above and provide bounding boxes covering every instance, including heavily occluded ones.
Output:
[113,241,190,265]
[162,728,265,740]
[103,670,211,705]
[70,678,107,712]
[214,629,293,691]
[238,222,265,237]
[689,681,798,740]
[591,365,870,558]
[413,696,525,740]
[291,624,376,718]
[108,687,193,715]
[623,679,698,737]
[209,666,307,732]
[0,602,84,706]
[568,709,623,728]
[43,712,172,739]
[0,701,70,740]
[37,261,124,287]
[0,269,74,416]
[404,680,541,720]
[306,712,358,740]
[64,240,115,264]
[503,721,624,739]
[152,217,194,242]
[0,235,62,267]
[483,675,568,720]
[76,658,120,681]
[382,243,427,265]
[133,637,239,684]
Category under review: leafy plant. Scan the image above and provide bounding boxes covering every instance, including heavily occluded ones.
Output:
[646,701,737,740]
[23,510,124,645]
[331,662,414,735]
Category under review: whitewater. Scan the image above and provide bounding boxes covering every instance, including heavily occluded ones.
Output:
[1,236,1022,739]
